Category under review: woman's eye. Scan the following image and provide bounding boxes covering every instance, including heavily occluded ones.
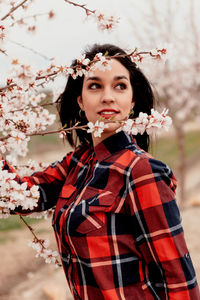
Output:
[88,83,101,90]
[115,83,127,90]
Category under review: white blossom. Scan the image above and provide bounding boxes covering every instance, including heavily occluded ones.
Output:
[116,119,133,134]
[59,130,66,139]
[5,154,17,165]
[91,52,112,72]
[87,121,109,137]
[146,109,172,134]
[17,159,48,177]
[0,162,39,217]
[135,112,149,134]
[91,10,120,31]
[29,93,46,107]
[64,67,75,77]
[116,109,172,136]
[0,141,7,153]
[0,201,10,218]
[0,22,8,46]
[27,208,54,220]
[28,239,59,265]
[77,54,90,66]
[40,248,58,264]
[28,239,42,253]
[10,64,36,90]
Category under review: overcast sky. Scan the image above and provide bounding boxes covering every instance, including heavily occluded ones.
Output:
[0,0,141,84]
[2,0,140,66]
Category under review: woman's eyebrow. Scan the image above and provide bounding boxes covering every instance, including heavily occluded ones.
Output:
[114,76,129,81]
[86,75,129,81]
[86,76,100,81]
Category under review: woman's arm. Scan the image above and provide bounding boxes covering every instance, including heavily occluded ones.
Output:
[126,157,200,299]
[0,152,73,213]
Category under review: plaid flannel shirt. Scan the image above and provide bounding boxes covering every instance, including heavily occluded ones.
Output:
[4,131,200,299]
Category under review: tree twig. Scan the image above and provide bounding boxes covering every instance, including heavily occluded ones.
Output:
[0,124,88,141]
[0,48,7,56]
[1,0,30,21]
[8,39,52,61]
[64,0,95,16]
[9,101,58,114]
[19,215,38,240]
[19,215,61,266]
[10,12,52,27]
[0,50,163,92]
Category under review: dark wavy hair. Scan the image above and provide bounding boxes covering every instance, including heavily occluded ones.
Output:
[57,43,154,151]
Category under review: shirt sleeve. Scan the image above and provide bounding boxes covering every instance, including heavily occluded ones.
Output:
[126,156,200,299]
[2,151,73,213]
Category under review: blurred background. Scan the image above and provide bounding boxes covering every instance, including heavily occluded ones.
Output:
[0,0,200,299]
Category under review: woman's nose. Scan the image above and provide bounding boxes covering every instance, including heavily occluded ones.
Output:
[101,97,115,104]
[101,89,115,103]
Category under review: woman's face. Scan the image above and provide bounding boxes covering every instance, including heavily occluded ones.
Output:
[77,59,134,146]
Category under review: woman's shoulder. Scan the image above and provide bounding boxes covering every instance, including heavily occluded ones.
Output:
[127,141,170,170]
[124,141,177,191]
[128,149,177,193]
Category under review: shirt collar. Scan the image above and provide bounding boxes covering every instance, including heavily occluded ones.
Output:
[93,131,136,162]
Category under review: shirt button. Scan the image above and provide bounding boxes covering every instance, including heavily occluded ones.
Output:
[66,254,71,263]
[185,253,190,259]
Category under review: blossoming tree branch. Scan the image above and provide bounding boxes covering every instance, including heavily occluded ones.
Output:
[0,0,171,265]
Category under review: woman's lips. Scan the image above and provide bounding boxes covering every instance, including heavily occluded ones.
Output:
[98,110,120,119]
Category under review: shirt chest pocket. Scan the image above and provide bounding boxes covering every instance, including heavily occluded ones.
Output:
[53,184,77,225]
[75,186,117,235]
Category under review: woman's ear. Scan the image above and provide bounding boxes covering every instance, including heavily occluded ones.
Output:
[129,100,135,117]
[77,95,84,111]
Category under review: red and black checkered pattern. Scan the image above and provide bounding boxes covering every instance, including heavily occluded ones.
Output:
[4,131,200,299]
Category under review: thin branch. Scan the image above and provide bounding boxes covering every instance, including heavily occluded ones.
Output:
[0,50,165,92]
[20,215,38,240]
[0,118,127,141]
[10,12,51,26]
[0,71,58,92]
[19,215,61,266]
[1,0,30,21]
[30,124,88,137]
[0,48,8,56]
[0,124,88,141]
[8,39,52,61]
[64,0,95,15]
[9,101,58,114]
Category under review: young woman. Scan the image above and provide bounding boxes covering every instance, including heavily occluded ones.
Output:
[1,44,200,299]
